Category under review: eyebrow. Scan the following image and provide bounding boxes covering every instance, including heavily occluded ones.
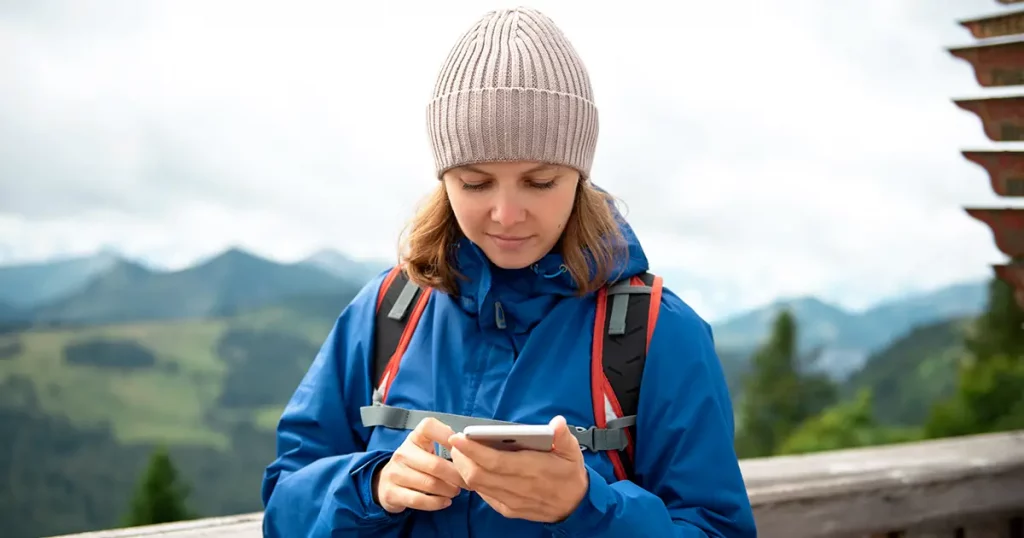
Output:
[461,163,558,176]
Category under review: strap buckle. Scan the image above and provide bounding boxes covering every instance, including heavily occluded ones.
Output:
[572,423,631,452]
[573,425,599,452]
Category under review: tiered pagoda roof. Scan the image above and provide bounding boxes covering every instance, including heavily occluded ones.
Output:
[951,1,1024,309]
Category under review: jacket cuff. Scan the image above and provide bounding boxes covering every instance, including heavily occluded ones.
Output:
[352,450,409,523]
[544,464,615,536]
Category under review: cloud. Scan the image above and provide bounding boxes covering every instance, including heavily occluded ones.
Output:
[0,0,1014,319]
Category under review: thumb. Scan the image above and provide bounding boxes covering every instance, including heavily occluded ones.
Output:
[549,415,583,459]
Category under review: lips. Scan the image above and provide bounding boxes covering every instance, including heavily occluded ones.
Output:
[487,233,532,249]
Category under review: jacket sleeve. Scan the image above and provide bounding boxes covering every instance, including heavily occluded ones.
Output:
[261,269,412,538]
[546,288,758,537]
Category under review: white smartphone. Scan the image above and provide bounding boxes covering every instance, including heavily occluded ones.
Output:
[461,424,555,452]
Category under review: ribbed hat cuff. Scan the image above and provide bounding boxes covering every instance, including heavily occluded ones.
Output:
[427,87,598,179]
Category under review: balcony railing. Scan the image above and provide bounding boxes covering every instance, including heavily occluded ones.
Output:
[48,430,1024,538]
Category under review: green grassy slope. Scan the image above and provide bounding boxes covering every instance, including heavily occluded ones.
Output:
[0,291,345,450]
[0,319,229,447]
[0,294,350,537]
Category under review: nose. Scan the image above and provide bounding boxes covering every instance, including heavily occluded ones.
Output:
[490,190,526,227]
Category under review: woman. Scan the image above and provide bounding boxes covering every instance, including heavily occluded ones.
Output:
[261,6,756,537]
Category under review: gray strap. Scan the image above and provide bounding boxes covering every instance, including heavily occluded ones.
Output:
[359,404,635,453]
[572,416,635,452]
[607,280,651,335]
[387,280,420,321]
[608,293,630,335]
[607,282,652,296]
[361,404,518,434]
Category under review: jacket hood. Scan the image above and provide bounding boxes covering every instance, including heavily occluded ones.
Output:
[451,187,649,336]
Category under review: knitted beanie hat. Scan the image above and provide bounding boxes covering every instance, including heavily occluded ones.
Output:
[426,7,599,179]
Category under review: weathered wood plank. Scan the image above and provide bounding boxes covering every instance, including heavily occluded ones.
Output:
[46,431,1024,538]
[46,514,263,538]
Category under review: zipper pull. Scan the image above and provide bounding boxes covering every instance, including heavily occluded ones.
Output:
[494,301,507,329]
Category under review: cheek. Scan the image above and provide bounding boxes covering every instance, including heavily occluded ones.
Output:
[552,191,576,232]
[448,193,485,232]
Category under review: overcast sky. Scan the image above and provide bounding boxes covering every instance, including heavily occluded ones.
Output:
[1,0,1020,320]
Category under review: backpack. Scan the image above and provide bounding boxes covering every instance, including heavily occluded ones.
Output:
[358,265,664,483]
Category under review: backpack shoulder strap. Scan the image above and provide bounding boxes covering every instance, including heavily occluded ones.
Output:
[372,266,431,404]
[359,267,650,463]
[592,271,664,482]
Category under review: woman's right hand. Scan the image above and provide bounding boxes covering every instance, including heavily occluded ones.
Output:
[372,417,468,514]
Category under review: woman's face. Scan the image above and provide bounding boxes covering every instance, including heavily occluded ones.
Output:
[443,161,579,270]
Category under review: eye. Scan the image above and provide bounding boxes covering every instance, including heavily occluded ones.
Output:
[460,178,490,191]
[527,178,556,189]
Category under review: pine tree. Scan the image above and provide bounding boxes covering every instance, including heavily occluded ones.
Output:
[964,275,1024,361]
[123,446,194,527]
[777,389,920,455]
[735,309,837,458]
[924,276,1024,438]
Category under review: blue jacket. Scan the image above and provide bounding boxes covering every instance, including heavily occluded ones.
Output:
[261,213,757,537]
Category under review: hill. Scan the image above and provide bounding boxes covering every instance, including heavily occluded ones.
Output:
[0,287,354,448]
[0,301,23,323]
[300,248,389,283]
[0,287,358,537]
[713,296,855,350]
[713,282,985,352]
[855,282,984,350]
[710,281,986,378]
[0,251,118,308]
[28,248,360,325]
[842,317,969,426]
[1,375,277,538]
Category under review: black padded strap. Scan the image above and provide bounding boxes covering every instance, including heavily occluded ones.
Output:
[601,272,656,481]
[373,270,421,388]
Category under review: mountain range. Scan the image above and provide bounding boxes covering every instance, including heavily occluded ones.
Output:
[0,248,387,326]
[710,281,986,378]
[0,247,988,373]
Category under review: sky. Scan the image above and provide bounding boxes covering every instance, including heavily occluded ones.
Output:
[0,0,1021,321]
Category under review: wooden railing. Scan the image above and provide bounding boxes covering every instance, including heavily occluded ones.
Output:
[48,430,1024,538]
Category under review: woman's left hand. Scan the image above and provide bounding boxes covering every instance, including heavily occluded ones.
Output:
[447,415,589,523]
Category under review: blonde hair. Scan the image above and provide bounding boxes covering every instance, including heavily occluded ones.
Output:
[398,181,629,296]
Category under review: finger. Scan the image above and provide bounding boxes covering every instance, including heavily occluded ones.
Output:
[477,490,515,519]
[450,446,538,493]
[390,463,462,498]
[448,445,481,488]
[379,485,453,513]
[408,417,457,452]
[400,443,469,490]
[549,416,584,460]
[476,488,548,521]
